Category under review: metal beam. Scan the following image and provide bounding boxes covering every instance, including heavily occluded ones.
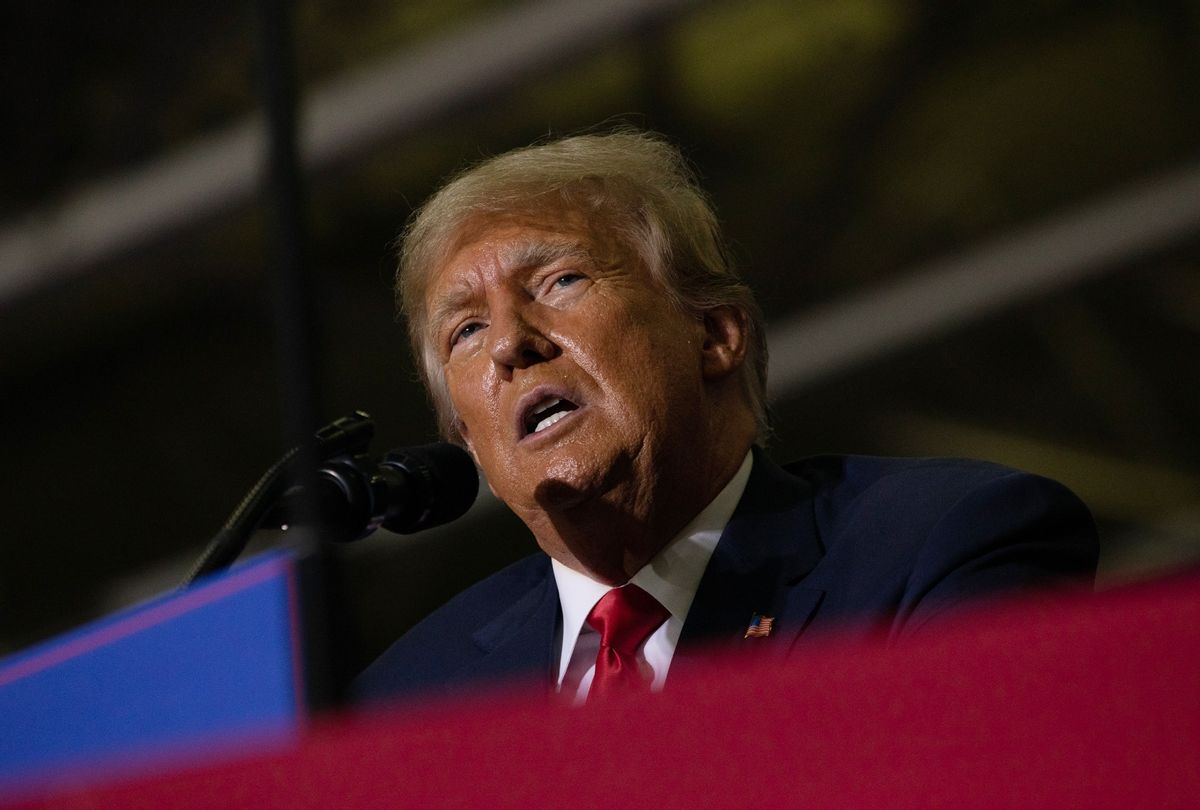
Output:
[0,0,703,306]
[766,160,1200,397]
[2,0,1197,396]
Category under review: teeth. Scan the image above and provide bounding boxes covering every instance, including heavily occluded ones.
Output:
[524,396,578,437]
[532,398,561,417]
[534,410,569,434]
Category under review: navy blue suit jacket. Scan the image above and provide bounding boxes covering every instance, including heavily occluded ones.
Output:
[354,452,1098,703]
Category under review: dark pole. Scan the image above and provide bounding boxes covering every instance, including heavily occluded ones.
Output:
[251,0,346,701]
[253,0,321,511]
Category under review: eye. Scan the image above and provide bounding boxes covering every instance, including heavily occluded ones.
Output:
[539,271,588,299]
[451,321,484,347]
[552,273,583,288]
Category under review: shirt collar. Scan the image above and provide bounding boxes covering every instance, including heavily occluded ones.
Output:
[551,450,754,679]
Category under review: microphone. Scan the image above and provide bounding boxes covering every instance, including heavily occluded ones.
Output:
[275,442,479,542]
[378,443,479,534]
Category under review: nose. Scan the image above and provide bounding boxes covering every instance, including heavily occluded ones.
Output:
[487,304,558,378]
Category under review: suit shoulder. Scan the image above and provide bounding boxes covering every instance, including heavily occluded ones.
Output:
[773,454,1097,635]
[785,454,1034,517]
[781,453,1094,556]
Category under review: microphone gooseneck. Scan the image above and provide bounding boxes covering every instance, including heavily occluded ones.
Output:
[183,412,478,586]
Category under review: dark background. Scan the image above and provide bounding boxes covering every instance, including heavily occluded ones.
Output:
[2,0,1198,675]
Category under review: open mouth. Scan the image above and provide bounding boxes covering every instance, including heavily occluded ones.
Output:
[523,396,579,438]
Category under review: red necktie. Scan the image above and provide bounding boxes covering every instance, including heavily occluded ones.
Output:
[586,584,671,697]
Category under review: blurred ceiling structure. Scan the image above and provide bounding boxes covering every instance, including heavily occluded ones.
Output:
[1,0,1197,668]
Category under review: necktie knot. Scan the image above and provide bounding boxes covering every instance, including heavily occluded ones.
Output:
[586,584,670,695]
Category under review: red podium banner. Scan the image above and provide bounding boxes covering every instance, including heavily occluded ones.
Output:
[7,572,1200,808]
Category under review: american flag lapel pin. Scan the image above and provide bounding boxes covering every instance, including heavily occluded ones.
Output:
[744,613,774,639]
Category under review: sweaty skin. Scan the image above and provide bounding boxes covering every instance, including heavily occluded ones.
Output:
[425,213,757,583]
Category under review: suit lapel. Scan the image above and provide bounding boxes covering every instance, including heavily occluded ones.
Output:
[674,449,825,675]
[453,557,559,690]
[450,452,825,689]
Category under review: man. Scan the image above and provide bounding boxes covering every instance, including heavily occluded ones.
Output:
[354,128,1098,704]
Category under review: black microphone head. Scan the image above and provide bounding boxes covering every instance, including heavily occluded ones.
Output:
[378,442,478,534]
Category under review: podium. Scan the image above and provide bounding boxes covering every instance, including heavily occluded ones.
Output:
[2,557,1198,806]
[0,549,325,798]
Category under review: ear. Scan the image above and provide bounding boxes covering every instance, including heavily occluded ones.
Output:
[453,424,501,501]
[454,419,477,459]
[700,305,749,381]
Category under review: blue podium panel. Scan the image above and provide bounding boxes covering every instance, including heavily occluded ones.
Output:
[0,550,312,793]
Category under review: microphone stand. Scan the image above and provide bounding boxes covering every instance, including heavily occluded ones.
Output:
[181,411,375,587]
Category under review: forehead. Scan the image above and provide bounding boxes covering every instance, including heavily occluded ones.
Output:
[425,213,614,312]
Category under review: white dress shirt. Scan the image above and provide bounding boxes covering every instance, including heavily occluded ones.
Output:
[551,451,753,704]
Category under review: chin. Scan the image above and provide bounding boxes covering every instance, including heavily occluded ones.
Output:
[525,448,625,510]
[531,477,593,509]
[526,454,590,505]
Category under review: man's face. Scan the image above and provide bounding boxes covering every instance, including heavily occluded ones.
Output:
[424,213,715,530]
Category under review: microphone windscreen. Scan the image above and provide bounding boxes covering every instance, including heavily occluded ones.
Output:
[379,442,478,534]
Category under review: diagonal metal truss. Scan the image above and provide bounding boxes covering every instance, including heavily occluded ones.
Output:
[0,0,704,306]
[0,0,1197,403]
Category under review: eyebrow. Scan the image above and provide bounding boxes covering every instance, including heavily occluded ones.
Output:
[496,238,591,272]
[426,237,593,336]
